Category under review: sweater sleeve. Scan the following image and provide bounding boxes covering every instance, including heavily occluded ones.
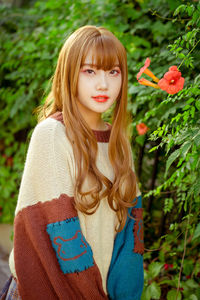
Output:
[14,118,75,215]
[107,169,144,299]
[9,118,108,300]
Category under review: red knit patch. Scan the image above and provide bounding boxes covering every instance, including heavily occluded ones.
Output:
[49,111,111,143]
[15,194,108,299]
[132,208,144,255]
[50,111,64,124]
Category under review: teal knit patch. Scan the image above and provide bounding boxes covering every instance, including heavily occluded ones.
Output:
[46,217,94,274]
[107,195,144,300]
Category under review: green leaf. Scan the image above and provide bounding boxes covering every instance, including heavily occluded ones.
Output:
[141,289,149,300]
[23,42,37,53]
[178,53,185,59]
[149,262,163,278]
[159,279,175,286]
[192,11,200,24]
[186,97,195,104]
[174,4,186,16]
[192,223,200,241]
[195,100,200,111]
[188,295,198,300]
[194,134,200,147]
[149,146,158,153]
[190,106,195,118]
[193,181,200,197]
[148,282,161,299]
[185,279,199,289]
[183,104,191,111]
[166,149,180,174]
[187,5,194,17]
[195,287,200,299]
[180,141,191,158]
[135,135,146,147]
[164,198,174,214]
[143,286,151,300]
[167,289,182,300]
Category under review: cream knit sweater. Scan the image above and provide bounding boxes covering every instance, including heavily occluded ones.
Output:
[9,114,141,298]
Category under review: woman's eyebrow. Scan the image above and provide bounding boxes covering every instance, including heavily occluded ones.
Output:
[82,63,120,67]
[82,63,97,67]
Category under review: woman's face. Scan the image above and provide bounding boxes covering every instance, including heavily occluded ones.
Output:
[77,50,122,120]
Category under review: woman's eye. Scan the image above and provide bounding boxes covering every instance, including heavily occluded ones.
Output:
[84,69,95,74]
[110,69,120,75]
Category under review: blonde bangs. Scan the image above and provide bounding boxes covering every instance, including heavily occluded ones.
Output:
[81,34,123,71]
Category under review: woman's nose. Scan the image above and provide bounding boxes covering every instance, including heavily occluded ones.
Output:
[96,71,108,90]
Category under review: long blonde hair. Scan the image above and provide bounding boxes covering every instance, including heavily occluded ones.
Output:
[36,25,137,231]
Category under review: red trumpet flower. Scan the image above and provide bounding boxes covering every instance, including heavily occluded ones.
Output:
[137,58,160,89]
[136,123,149,135]
[137,58,160,83]
[137,59,185,95]
[158,66,184,95]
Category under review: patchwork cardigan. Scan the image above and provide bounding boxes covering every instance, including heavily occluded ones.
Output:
[8,112,144,300]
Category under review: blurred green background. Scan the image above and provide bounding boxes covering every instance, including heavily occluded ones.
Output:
[0,0,200,299]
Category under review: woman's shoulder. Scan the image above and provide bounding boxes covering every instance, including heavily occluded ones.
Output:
[32,112,65,138]
[30,111,72,150]
[49,111,64,124]
[35,111,64,131]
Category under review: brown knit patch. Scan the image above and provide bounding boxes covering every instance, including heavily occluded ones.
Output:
[132,208,144,255]
[14,194,108,299]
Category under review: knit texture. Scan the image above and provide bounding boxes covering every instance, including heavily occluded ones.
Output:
[107,196,144,300]
[46,216,94,274]
[8,112,144,299]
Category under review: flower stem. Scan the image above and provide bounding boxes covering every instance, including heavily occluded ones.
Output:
[176,200,192,300]
[178,39,200,69]
[149,9,191,21]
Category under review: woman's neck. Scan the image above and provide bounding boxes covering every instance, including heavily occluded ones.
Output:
[91,120,108,131]
[76,101,107,131]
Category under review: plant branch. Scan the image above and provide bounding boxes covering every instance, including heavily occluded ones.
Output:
[178,39,200,69]
[144,231,184,252]
[143,189,177,194]
[149,9,191,21]
[176,200,192,299]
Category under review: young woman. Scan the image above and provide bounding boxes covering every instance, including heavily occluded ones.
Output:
[0,25,144,300]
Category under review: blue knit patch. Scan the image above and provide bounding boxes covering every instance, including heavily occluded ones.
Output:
[46,217,94,274]
[107,195,144,300]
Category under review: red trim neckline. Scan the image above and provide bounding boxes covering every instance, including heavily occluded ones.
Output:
[49,111,111,143]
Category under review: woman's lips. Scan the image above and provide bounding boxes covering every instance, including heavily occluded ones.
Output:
[92,95,109,102]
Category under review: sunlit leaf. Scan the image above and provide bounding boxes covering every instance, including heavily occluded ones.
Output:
[147,282,161,300]
[180,141,192,158]
[167,289,182,300]
[165,149,180,175]
[149,262,163,278]
[195,100,200,111]
[192,223,200,241]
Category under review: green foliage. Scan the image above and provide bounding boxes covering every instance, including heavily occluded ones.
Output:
[140,2,200,296]
[167,289,182,300]
[142,262,163,299]
[192,223,200,241]
[0,0,200,298]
